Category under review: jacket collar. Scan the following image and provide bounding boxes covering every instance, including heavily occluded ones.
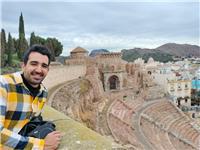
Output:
[13,71,47,92]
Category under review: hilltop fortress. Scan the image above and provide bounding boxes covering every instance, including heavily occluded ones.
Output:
[43,47,199,150]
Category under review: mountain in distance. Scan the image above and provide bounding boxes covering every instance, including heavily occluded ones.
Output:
[57,43,199,64]
[156,43,200,57]
[89,49,109,57]
[121,43,200,63]
[122,48,173,63]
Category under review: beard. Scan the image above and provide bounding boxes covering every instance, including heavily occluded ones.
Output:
[24,71,46,87]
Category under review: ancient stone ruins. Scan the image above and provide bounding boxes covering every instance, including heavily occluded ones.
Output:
[44,47,200,150]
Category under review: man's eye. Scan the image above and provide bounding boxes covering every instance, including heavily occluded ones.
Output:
[42,64,48,68]
[31,63,37,66]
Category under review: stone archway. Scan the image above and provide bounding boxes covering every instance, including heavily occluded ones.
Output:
[148,71,152,75]
[108,75,120,90]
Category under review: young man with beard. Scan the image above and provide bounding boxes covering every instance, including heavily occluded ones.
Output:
[0,45,62,150]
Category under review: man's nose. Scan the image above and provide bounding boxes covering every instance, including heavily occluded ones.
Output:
[35,65,43,73]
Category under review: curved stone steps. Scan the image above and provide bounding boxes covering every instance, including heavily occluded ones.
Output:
[140,100,199,150]
[107,99,144,149]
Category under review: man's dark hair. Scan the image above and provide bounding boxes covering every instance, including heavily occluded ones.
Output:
[23,44,51,65]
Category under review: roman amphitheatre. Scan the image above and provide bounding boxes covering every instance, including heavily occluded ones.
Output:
[43,47,200,150]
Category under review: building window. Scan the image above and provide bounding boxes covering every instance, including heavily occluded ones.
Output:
[185,84,188,90]
[148,71,152,75]
[177,83,182,91]
[170,86,175,92]
[185,99,188,103]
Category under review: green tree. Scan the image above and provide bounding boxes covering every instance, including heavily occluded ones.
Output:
[30,32,36,46]
[7,33,15,66]
[19,13,25,36]
[12,37,17,53]
[52,38,63,57]
[30,33,63,61]
[45,38,55,61]
[1,29,7,67]
[30,32,46,45]
[35,35,46,45]
[17,12,28,60]
[45,38,63,61]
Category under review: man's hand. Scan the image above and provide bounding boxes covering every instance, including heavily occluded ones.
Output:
[44,131,62,150]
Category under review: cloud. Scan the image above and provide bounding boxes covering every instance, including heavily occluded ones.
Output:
[1,1,199,56]
[60,32,199,56]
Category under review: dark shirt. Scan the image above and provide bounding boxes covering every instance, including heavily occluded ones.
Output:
[21,74,40,98]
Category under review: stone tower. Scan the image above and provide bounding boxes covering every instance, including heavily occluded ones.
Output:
[95,52,127,91]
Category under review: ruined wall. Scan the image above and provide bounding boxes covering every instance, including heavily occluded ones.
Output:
[85,63,105,100]
[43,65,86,90]
[51,78,101,131]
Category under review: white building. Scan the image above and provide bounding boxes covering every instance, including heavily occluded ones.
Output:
[151,62,192,108]
[152,65,176,93]
[167,78,191,108]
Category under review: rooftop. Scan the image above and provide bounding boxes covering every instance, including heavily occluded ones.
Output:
[71,46,88,53]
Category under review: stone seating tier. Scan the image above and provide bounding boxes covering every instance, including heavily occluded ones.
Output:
[169,119,199,146]
[125,97,144,112]
[108,113,141,149]
[106,98,144,149]
[110,99,134,124]
[168,134,196,150]
[140,117,164,150]
[140,101,199,149]
[158,130,176,150]
[140,116,197,150]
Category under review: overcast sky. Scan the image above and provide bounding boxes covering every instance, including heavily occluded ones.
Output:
[1,0,199,56]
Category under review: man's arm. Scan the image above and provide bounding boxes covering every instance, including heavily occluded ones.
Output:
[0,76,44,149]
[1,127,44,149]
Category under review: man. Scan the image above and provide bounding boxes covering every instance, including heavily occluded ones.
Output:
[0,44,62,150]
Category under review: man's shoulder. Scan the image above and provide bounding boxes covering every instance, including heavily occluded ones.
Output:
[0,71,23,84]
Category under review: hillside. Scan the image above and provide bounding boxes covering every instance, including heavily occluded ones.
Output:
[121,43,199,62]
[121,48,173,63]
[156,43,200,57]
[89,49,109,57]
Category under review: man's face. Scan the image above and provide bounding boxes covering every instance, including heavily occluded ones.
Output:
[22,52,49,88]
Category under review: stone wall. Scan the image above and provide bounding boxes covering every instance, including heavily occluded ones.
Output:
[50,78,100,131]
[43,65,86,90]
[43,105,113,150]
